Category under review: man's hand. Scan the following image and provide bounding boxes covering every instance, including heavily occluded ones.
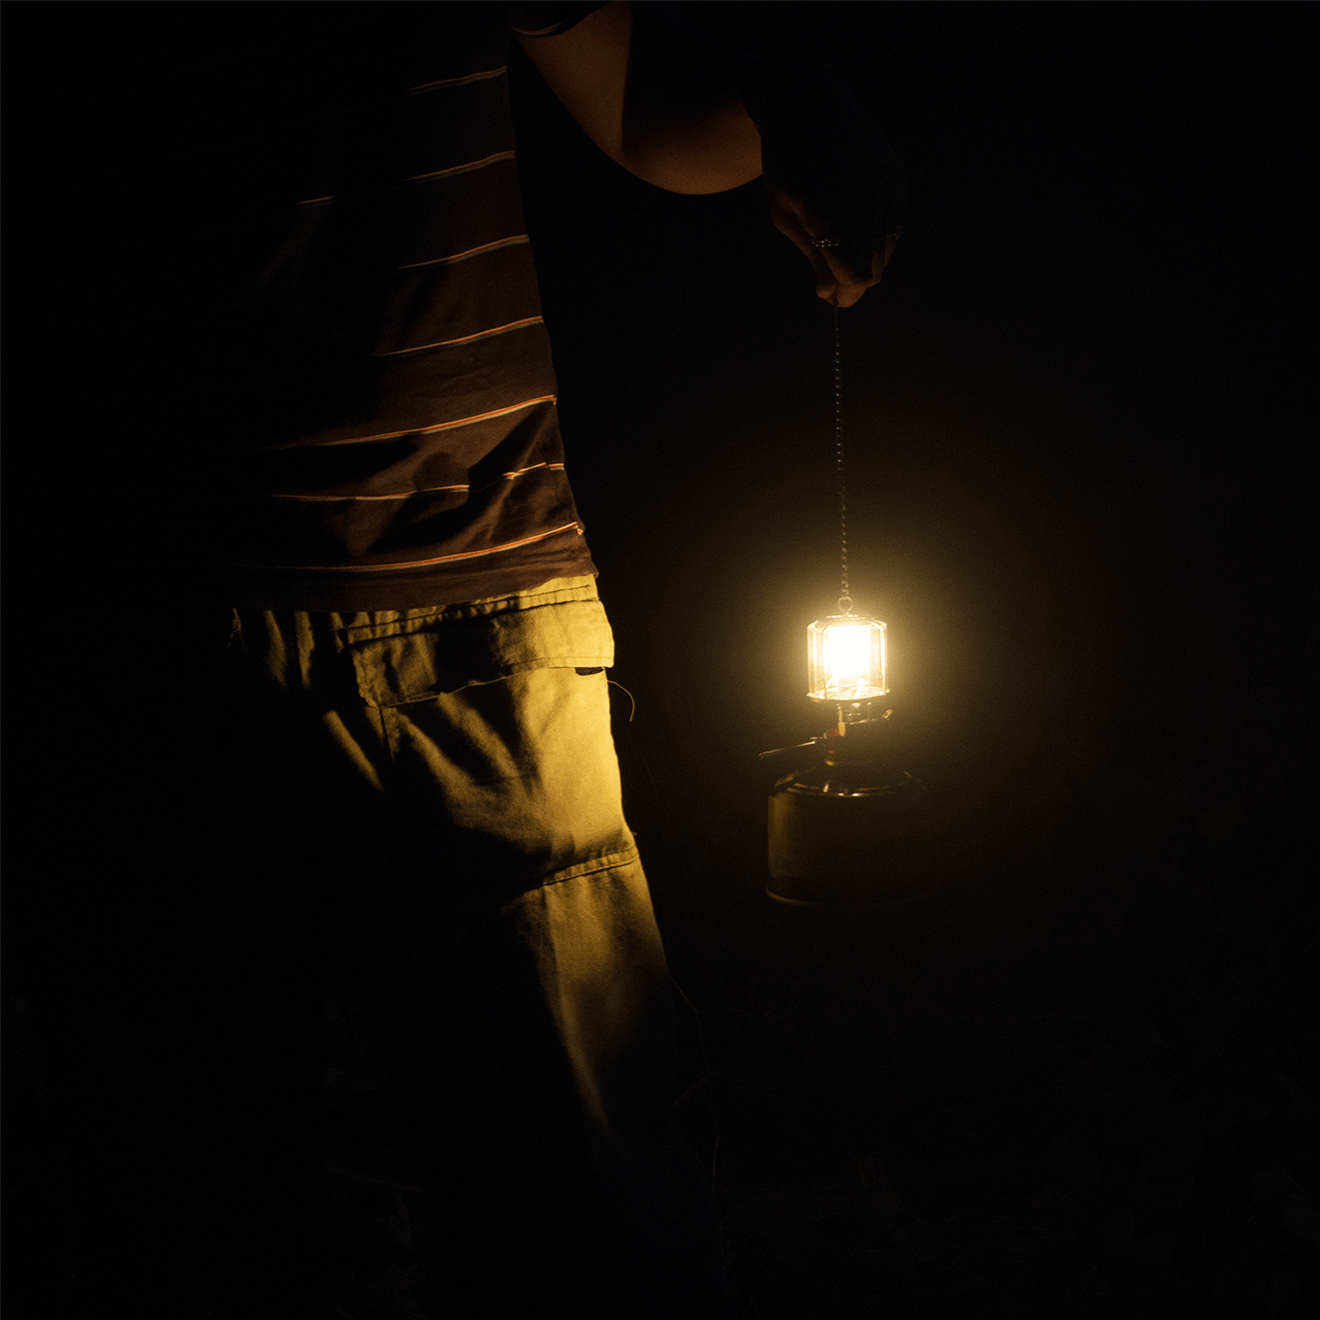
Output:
[518,3,906,307]
[747,59,908,308]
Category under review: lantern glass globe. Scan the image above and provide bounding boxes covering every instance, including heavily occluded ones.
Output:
[807,614,887,704]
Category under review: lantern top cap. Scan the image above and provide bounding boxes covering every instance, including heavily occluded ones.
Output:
[810,611,885,628]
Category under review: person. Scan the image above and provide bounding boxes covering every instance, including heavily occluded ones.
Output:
[27,4,905,1316]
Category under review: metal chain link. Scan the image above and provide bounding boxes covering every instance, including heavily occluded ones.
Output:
[833,306,851,615]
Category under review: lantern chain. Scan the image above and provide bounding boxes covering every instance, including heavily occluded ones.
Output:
[833,305,851,614]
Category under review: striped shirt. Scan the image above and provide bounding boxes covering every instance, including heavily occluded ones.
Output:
[177,4,603,610]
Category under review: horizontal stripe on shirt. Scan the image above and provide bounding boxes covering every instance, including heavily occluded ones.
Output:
[295,151,519,209]
[230,521,584,574]
[312,395,559,449]
[406,66,507,94]
[377,315,543,359]
[238,237,534,311]
[407,150,517,186]
[266,463,568,502]
[399,234,530,271]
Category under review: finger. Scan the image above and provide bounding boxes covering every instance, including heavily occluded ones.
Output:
[827,208,901,306]
[775,195,891,305]
[770,194,892,306]
[831,201,900,299]
[812,234,888,307]
[770,206,843,303]
[821,245,883,308]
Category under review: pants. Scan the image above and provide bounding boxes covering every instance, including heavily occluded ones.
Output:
[161,577,738,1316]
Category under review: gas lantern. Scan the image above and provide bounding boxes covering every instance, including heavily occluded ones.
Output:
[763,310,928,907]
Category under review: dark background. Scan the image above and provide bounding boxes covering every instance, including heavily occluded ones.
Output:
[7,3,1317,1316]
[512,4,1318,1314]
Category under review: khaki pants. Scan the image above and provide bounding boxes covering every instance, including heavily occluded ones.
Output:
[191,577,734,1315]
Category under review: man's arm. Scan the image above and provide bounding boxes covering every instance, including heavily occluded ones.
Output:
[516,2,906,308]
[515,2,763,196]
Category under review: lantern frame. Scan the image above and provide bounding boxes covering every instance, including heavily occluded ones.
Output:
[806,611,887,705]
